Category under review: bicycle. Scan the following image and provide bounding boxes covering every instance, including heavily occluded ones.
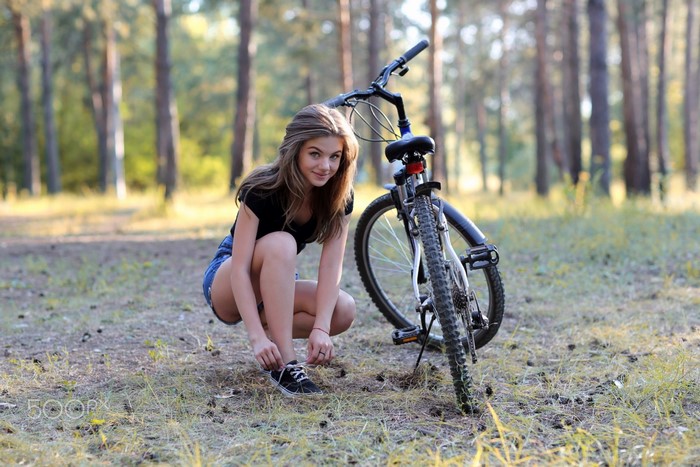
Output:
[324,39,505,413]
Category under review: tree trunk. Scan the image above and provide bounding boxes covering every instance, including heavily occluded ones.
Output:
[82,22,109,192]
[301,0,315,105]
[102,15,116,194]
[154,0,180,201]
[112,39,127,199]
[12,8,40,196]
[657,0,671,199]
[452,0,467,193]
[230,0,257,191]
[618,0,650,196]
[535,0,550,197]
[587,0,611,196]
[497,0,510,196]
[368,0,383,185]
[474,13,488,192]
[40,7,61,194]
[686,0,699,190]
[694,0,700,190]
[428,0,447,190]
[338,0,352,94]
[563,0,582,185]
[636,1,652,193]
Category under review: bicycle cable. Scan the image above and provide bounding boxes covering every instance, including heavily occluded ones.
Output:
[348,100,400,144]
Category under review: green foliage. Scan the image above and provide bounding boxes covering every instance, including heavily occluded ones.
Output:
[179,137,228,188]
[0,0,695,198]
[56,85,101,191]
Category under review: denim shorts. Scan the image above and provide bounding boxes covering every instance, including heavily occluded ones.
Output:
[203,234,300,326]
[203,235,240,325]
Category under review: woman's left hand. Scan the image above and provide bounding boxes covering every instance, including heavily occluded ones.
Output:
[306,327,334,365]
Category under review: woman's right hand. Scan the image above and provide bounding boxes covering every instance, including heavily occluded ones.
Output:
[251,336,285,371]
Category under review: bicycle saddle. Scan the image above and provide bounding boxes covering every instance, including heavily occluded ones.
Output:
[384,135,435,163]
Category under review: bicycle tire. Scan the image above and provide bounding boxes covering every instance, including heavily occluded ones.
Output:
[354,192,505,351]
[413,194,473,411]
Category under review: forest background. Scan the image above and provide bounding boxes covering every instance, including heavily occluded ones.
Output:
[2,0,700,203]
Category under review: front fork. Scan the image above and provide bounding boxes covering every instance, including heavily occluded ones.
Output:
[412,187,491,358]
[405,195,470,306]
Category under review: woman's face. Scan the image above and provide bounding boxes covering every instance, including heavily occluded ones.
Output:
[297,136,344,191]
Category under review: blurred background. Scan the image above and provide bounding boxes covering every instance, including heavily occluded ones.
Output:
[0,0,698,204]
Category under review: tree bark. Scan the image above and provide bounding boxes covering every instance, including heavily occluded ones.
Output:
[230,0,257,191]
[12,8,40,196]
[657,0,671,199]
[452,0,467,193]
[563,0,582,185]
[618,0,650,196]
[301,0,315,105]
[428,0,447,190]
[685,0,699,190]
[102,14,116,194]
[535,0,550,196]
[497,0,510,196]
[112,37,127,199]
[154,0,180,201]
[474,12,488,192]
[338,0,352,95]
[368,0,383,185]
[587,0,611,196]
[40,7,61,194]
[635,0,652,193]
[82,22,109,192]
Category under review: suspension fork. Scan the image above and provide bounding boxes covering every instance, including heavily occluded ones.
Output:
[433,199,471,292]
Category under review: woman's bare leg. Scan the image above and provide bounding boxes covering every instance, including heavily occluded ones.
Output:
[253,233,298,363]
[210,234,355,363]
[210,232,299,363]
[285,281,356,338]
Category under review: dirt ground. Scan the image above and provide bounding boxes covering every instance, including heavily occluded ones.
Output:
[1,200,699,464]
[0,212,467,422]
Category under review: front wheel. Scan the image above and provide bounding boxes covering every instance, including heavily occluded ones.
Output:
[354,193,505,351]
[413,194,473,411]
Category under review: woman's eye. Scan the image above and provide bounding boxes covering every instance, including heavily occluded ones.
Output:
[330,154,341,160]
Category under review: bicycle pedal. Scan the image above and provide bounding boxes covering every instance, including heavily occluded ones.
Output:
[392,325,422,345]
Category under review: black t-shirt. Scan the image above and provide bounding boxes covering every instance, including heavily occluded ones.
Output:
[231,188,353,253]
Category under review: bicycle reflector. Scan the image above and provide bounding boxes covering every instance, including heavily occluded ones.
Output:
[406,161,423,174]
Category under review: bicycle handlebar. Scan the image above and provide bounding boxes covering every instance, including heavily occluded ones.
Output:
[399,39,429,65]
[323,39,430,109]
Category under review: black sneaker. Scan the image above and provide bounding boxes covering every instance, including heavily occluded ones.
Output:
[269,360,322,396]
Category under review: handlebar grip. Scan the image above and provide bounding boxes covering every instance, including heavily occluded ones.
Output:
[322,94,347,108]
[400,39,430,64]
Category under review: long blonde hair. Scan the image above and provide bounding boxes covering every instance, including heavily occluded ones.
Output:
[236,104,359,243]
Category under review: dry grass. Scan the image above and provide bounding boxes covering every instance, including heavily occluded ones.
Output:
[0,184,698,465]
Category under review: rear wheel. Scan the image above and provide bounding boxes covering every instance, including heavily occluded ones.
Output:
[354,193,504,351]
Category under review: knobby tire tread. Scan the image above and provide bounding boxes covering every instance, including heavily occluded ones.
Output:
[414,195,473,412]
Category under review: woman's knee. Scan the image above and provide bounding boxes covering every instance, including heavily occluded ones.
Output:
[332,291,356,334]
[257,232,297,265]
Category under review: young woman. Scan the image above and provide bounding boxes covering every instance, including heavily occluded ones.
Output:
[202,104,359,396]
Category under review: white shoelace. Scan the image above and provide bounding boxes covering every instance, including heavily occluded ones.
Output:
[287,364,309,382]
